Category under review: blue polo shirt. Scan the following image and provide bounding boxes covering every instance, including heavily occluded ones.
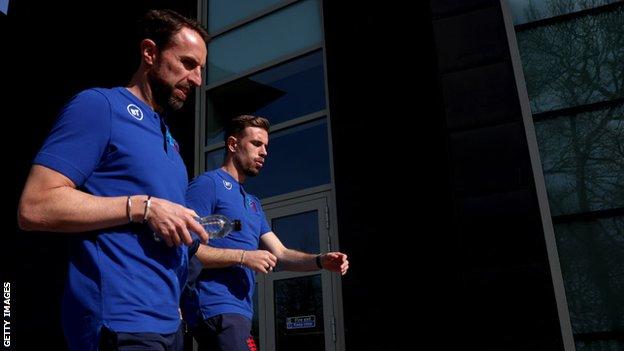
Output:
[33,87,189,351]
[182,169,271,326]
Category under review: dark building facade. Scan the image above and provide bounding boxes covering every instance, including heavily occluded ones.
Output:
[2,0,621,350]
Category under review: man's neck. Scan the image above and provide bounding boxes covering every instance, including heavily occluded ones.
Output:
[126,72,161,113]
[221,163,246,184]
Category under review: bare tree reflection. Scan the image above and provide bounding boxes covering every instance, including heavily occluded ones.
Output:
[512,0,618,24]
[514,1,624,347]
[555,219,624,335]
[536,107,624,215]
[518,2,624,113]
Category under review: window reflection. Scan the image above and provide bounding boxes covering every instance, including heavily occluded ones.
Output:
[271,210,319,271]
[205,148,226,172]
[207,0,322,85]
[245,118,331,199]
[208,0,285,33]
[517,4,624,113]
[535,104,624,215]
[576,340,624,351]
[206,119,331,199]
[206,50,326,146]
[274,275,324,351]
[510,0,619,25]
[554,218,624,335]
[510,1,624,348]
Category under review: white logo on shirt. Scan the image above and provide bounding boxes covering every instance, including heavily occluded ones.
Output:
[127,104,144,120]
[223,180,232,190]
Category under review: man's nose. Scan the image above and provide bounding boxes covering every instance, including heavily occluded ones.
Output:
[189,67,202,86]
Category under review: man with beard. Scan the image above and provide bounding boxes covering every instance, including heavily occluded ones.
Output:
[181,115,350,351]
[18,9,209,351]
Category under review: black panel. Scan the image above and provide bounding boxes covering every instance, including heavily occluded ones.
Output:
[427,2,565,350]
[457,190,547,269]
[324,1,456,349]
[449,122,532,196]
[462,268,564,350]
[433,6,510,73]
[442,62,521,130]
[430,0,498,18]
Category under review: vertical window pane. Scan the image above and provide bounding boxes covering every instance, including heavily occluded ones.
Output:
[208,0,285,33]
[271,210,320,272]
[554,218,624,335]
[510,2,624,349]
[208,0,322,85]
[516,6,624,113]
[274,275,325,351]
[252,284,260,350]
[535,104,624,216]
[205,119,331,199]
[509,0,620,25]
[245,118,331,199]
[575,340,624,351]
[206,50,326,146]
[205,148,226,171]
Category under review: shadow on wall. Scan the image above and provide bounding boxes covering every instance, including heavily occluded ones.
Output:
[2,1,196,350]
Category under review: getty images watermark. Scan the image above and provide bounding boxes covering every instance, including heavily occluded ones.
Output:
[3,282,10,348]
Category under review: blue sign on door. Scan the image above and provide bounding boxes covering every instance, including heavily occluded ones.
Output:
[286,315,316,330]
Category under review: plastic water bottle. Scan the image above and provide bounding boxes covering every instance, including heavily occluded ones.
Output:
[197,214,241,239]
[153,214,241,243]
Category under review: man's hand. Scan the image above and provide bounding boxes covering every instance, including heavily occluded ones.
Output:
[241,250,278,274]
[320,252,349,275]
[145,197,209,247]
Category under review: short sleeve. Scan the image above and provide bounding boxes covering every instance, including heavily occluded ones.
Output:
[33,89,112,186]
[257,197,271,236]
[186,174,217,244]
[186,174,217,217]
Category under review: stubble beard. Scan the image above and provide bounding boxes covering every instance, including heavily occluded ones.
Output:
[243,167,260,178]
[148,69,185,113]
[234,157,260,178]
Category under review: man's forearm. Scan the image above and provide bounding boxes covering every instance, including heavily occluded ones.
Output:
[18,165,148,233]
[19,186,146,232]
[195,245,244,268]
[278,249,319,271]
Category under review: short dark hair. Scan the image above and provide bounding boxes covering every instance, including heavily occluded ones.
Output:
[225,115,270,140]
[137,9,209,49]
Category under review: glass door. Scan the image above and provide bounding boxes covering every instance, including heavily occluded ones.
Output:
[255,196,338,351]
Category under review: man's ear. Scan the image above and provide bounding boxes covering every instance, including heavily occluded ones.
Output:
[140,39,158,66]
[226,136,238,153]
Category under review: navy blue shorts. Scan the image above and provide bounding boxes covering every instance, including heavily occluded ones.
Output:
[98,324,184,351]
[192,313,256,351]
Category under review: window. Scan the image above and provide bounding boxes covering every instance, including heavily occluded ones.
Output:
[535,104,624,216]
[554,218,624,339]
[509,0,620,25]
[511,1,624,348]
[516,5,624,113]
[206,50,326,146]
[204,118,331,199]
[208,0,287,33]
[207,0,322,85]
